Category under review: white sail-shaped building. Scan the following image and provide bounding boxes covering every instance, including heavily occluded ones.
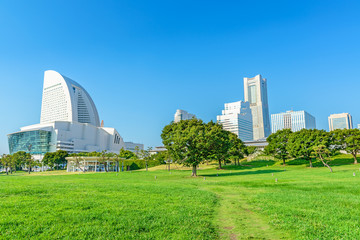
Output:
[8,70,126,158]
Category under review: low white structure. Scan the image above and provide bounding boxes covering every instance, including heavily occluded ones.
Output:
[125,142,144,152]
[149,146,167,155]
[8,70,129,157]
[174,109,196,123]
[217,101,253,141]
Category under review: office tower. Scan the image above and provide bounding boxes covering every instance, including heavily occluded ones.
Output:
[328,113,353,131]
[244,74,271,140]
[174,109,195,123]
[217,101,253,141]
[271,110,316,133]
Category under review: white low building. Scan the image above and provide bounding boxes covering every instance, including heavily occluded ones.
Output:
[8,70,130,158]
[124,142,144,152]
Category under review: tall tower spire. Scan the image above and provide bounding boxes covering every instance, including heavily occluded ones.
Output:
[243,74,271,140]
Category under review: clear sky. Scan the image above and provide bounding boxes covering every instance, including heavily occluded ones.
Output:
[1,0,360,153]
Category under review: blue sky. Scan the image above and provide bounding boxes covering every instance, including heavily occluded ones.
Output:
[1,0,360,153]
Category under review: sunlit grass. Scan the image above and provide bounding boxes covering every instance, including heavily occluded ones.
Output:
[1,154,360,239]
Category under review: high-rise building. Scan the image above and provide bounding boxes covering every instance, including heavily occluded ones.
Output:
[174,109,195,122]
[328,113,353,131]
[243,74,271,140]
[7,70,135,159]
[271,110,316,133]
[217,101,253,141]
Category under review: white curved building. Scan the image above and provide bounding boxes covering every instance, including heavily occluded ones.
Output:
[40,70,100,127]
[8,70,128,158]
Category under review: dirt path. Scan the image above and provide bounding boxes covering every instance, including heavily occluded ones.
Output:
[205,186,290,240]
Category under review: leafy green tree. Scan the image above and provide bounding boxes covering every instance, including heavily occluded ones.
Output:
[334,129,360,164]
[1,154,11,175]
[265,129,292,165]
[246,146,257,156]
[12,151,28,172]
[312,144,333,172]
[99,150,111,172]
[119,148,137,159]
[287,129,329,168]
[53,150,69,169]
[161,118,209,177]
[140,147,153,171]
[205,121,232,169]
[42,152,56,170]
[226,132,247,166]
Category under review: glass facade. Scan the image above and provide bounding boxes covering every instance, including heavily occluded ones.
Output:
[248,85,257,104]
[271,110,316,133]
[8,130,51,154]
[332,118,347,130]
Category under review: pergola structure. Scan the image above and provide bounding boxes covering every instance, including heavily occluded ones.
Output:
[65,156,125,172]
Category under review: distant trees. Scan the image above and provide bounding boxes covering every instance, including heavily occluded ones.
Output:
[333,129,360,164]
[42,150,69,170]
[161,118,248,176]
[265,129,292,165]
[265,128,360,171]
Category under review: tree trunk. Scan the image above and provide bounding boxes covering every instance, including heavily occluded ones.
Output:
[352,151,358,164]
[282,159,286,165]
[223,159,226,166]
[28,164,31,174]
[146,160,148,171]
[191,165,197,177]
[218,159,222,169]
[10,167,12,174]
[6,166,8,175]
[320,155,333,173]
[309,158,313,168]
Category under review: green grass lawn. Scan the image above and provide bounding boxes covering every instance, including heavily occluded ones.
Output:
[1,154,360,239]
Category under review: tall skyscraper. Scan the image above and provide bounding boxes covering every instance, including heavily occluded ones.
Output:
[174,109,195,122]
[217,101,253,141]
[271,110,316,133]
[243,75,271,140]
[328,113,353,131]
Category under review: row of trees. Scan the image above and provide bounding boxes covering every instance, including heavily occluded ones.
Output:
[1,146,160,174]
[161,119,250,176]
[1,151,34,175]
[265,128,360,172]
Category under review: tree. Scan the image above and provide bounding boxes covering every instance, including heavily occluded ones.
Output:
[287,129,329,168]
[312,144,333,172]
[265,129,292,165]
[12,151,28,172]
[246,146,257,156]
[226,132,247,166]
[139,147,152,171]
[161,119,209,177]
[99,150,110,172]
[42,152,56,170]
[53,150,69,170]
[205,121,232,169]
[24,154,36,174]
[1,154,11,175]
[334,129,360,164]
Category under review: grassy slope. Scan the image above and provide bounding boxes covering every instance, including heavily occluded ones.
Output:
[1,154,360,239]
